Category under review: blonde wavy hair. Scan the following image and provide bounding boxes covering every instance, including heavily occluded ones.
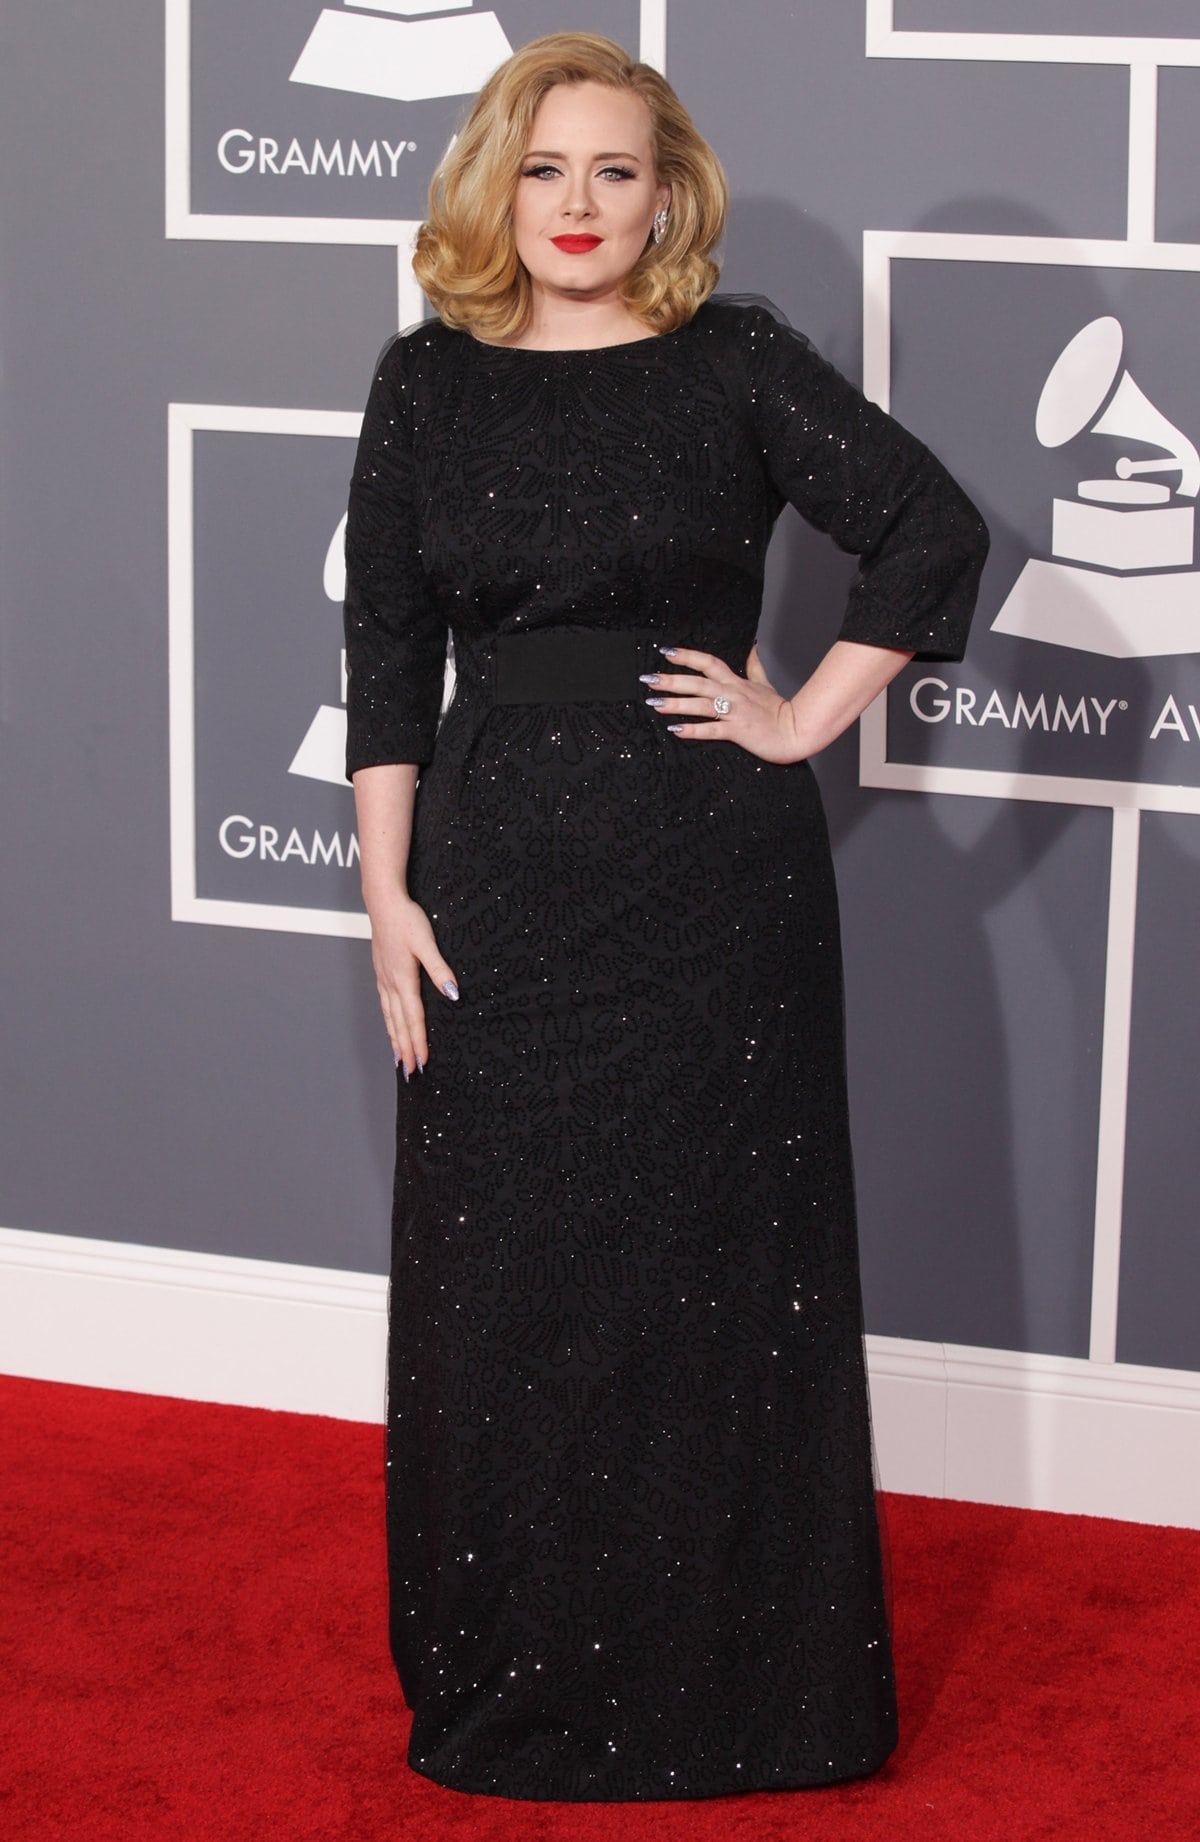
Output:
[413,32,727,341]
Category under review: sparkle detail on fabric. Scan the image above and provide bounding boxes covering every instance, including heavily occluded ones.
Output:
[343,296,989,1801]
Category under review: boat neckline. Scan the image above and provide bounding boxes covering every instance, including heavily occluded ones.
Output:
[467,321,689,357]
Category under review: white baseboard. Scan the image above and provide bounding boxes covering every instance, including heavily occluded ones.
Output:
[865,1333,1200,1528]
[3,1225,1198,1528]
[0,1226,387,1424]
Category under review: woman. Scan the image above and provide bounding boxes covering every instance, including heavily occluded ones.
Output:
[344,31,988,1802]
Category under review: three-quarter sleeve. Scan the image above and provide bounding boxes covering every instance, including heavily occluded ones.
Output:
[343,333,447,777]
[735,302,990,662]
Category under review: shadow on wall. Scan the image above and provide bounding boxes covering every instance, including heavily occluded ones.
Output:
[724,195,1118,1366]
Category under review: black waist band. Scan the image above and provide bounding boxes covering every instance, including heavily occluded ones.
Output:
[492,626,659,705]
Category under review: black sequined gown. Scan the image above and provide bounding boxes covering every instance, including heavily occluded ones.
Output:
[343,296,988,1801]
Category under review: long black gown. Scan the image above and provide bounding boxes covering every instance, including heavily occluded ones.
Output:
[343,295,988,1800]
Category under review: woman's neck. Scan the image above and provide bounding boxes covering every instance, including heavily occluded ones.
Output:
[505,288,654,351]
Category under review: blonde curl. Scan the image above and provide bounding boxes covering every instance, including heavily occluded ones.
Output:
[412,32,727,342]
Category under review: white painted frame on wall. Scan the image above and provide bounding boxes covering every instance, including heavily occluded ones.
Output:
[865,0,1200,70]
[858,229,1200,829]
[165,0,666,316]
[167,403,371,940]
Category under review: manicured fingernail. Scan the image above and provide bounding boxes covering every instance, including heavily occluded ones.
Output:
[441,979,459,1000]
[401,1062,410,1083]
[393,1051,400,1068]
[416,1057,425,1074]
[638,672,659,684]
[667,723,685,733]
[645,696,667,708]
[658,644,677,657]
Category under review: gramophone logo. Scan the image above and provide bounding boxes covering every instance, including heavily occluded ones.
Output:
[291,0,513,103]
[288,511,457,785]
[289,516,351,785]
[993,316,1200,659]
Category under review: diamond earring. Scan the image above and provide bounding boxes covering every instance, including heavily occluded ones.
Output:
[652,208,669,246]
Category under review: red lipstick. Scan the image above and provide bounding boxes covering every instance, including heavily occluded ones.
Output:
[551,234,603,253]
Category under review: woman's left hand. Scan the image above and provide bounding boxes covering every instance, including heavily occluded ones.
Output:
[641,643,804,764]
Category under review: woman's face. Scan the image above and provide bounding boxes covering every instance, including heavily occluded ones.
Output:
[511,81,670,309]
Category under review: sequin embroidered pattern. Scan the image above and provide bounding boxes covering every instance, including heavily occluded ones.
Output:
[343,298,989,1800]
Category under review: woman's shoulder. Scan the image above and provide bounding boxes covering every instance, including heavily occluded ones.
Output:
[365,315,465,387]
[397,315,463,354]
[693,291,797,336]
[691,292,819,370]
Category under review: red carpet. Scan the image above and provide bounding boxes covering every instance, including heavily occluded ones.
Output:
[3,1371,1198,1841]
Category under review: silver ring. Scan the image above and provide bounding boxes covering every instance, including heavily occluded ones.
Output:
[712,694,733,716]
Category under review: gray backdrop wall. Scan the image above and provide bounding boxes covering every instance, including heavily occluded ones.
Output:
[3,4,1198,1390]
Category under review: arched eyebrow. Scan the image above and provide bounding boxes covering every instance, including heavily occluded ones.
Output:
[524,149,643,162]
